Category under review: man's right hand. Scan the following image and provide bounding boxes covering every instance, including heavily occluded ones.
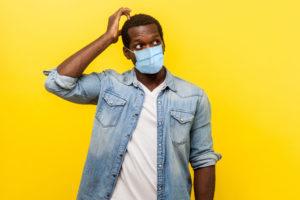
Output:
[105,7,131,44]
[55,8,131,78]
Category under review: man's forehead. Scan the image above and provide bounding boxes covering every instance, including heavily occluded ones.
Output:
[127,24,160,39]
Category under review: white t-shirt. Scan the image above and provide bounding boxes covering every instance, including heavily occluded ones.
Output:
[110,80,166,200]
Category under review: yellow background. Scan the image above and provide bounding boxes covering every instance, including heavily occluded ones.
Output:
[1,0,299,199]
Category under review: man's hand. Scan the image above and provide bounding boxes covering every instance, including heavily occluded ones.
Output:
[55,7,131,77]
[106,7,131,43]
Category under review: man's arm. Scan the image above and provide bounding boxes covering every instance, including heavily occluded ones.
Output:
[43,8,131,104]
[189,89,222,199]
[194,165,215,200]
[56,7,131,78]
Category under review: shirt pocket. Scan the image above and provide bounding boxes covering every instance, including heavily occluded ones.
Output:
[96,91,127,127]
[169,110,194,145]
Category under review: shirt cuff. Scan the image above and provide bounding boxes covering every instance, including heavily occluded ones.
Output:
[43,68,78,90]
[190,152,222,170]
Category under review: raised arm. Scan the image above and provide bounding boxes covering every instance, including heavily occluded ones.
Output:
[56,7,131,78]
[44,8,131,104]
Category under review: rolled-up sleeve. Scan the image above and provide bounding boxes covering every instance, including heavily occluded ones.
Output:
[43,67,104,105]
[189,89,222,170]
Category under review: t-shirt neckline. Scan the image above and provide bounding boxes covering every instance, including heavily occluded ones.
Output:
[138,80,166,96]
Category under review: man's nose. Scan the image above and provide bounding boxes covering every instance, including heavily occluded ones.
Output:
[145,43,156,49]
[145,44,151,49]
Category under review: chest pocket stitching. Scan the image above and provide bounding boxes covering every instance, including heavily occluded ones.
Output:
[170,110,194,124]
[96,91,127,127]
[169,110,195,145]
[102,91,127,106]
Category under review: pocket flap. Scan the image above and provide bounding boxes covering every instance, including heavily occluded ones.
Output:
[103,92,127,106]
[170,110,194,124]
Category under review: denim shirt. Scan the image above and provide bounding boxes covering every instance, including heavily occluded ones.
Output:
[43,66,222,200]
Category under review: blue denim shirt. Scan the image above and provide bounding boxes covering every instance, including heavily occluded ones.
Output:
[43,66,222,200]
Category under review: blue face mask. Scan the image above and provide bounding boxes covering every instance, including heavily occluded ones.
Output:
[125,44,164,74]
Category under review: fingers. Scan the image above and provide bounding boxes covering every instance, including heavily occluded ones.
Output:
[117,7,131,20]
[107,7,131,40]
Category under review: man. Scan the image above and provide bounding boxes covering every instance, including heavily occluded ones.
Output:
[43,7,222,200]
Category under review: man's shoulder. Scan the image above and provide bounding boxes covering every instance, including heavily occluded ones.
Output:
[172,75,205,98]
[96,68,130,82]
[101,68,125,76]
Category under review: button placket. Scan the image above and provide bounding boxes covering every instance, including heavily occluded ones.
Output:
[156,95,164,196]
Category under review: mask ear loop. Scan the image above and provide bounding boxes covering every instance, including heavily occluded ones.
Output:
[125,46,137,64]
[124,46,134,53]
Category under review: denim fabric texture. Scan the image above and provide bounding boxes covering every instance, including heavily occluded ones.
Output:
[43,66,222,200]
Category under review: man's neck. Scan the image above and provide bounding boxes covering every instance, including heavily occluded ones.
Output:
[134,67,166,92]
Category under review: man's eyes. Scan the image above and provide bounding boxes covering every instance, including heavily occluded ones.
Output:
[153,40,159,45]
[136,44,142,49]
[135,40,160,49]
[153,39,161,45]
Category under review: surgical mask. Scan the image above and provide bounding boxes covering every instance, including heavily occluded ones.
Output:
[125,44,164,74]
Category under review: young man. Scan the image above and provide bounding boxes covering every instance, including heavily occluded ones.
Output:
[43,7,222,200]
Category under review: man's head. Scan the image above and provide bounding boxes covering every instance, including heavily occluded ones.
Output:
[121,14,165,64]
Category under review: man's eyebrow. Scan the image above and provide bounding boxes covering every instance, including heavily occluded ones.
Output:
[132,38,141,42]
[132,35,161,43]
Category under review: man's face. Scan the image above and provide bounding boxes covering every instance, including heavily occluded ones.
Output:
[123,23,165,65]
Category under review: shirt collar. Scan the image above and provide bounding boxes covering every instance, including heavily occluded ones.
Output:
[122,66,177,92]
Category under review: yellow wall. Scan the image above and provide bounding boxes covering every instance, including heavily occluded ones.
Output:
[1,0,299,199]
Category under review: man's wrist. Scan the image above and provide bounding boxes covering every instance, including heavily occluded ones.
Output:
[102,32,115,45]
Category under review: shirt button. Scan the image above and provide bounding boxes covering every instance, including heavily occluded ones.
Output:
[140,93,144,96]
[106,193,110,198]
[112,174,116,177]
[158,143,162,147]
[119,154,123,157]
[158,164,162,168]
[158,187,162,191]
[180,118,184,123]
[126,133,130,136]
[158,101,161,104]
[158,121,162,126]
[135,113,139,116]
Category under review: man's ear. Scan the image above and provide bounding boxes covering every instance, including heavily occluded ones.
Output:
[123,46,131,60]
[162,41,165,53]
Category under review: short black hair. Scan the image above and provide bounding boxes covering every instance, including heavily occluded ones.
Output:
[121,14,164,49]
